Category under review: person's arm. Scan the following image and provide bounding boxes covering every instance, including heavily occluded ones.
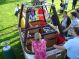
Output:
[54,39,72,50]
[66,17,71,28]
[32,45,34,52]
[63,24,71,32]
[29,23,33,27]
[53,45,66,50]
[63,17,71,32]
[32,42,34,52]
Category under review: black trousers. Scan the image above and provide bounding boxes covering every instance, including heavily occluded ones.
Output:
[72,0,78,9]
[52,0,54,3]
[65,55,70,59]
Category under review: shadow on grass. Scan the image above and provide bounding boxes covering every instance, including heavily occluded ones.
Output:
[0,31,20,59]
[0,50,4,59]
[0,24,17,32]
[0,0,21,5]
[0,29,18,37]
[12,42,25,59]
[0,40,24,59]
[0,31,19,44]
[67,9,73,12]
[77,4,79,6]
[10,37,20,44]
[0,36,20,50]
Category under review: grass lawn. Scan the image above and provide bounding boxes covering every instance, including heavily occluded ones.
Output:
[0,0,79,59]
[0,0,27,59]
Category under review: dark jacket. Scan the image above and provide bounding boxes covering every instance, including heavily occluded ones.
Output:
[61,16,71,28]
[73,0,78,5]
[61,16,71,36]
[51,14,58,26]
[66,16,71,28]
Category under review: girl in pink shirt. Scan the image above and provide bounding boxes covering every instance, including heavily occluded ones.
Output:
[32,32,47,59]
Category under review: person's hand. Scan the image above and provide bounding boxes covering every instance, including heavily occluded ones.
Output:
[53,45,66,50]
[63,29,66,32]
[53,45,58,48]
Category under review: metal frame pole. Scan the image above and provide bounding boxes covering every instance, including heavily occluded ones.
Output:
[19,4,24,27]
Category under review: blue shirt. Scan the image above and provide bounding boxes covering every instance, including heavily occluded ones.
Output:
[64,37,79,59]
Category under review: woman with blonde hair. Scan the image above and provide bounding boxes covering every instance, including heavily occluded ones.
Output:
[32,32,47,59]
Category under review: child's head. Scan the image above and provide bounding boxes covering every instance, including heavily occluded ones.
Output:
[72,27,79,36]
[17,4,19,7]
[34,32,42,41]
[71,12,77,18]
[61,0,63,2]
[76,8,79,13]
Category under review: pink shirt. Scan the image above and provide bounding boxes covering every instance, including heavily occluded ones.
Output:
[32,39,46,59]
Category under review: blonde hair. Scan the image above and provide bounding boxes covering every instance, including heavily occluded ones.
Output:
[34,32,42,41]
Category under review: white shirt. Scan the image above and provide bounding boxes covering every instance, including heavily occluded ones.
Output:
[64,37,79,59]
[68,18,79,35]
[65,0,69,3]
[62,17,67,28]
[60,7,64,10]
[15,7,20,12]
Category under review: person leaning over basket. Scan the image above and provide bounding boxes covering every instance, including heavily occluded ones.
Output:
[61,11,71,36]
[54,27,79,59]
[63,12,79,36]
[32,32,47,59]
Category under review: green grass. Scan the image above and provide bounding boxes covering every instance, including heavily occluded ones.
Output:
[0,0,79,59]
[0,0,27,59]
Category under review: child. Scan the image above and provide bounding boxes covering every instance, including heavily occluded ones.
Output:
[29,8,36,21]
[60,0,65,13]
[32,32,47,59]
[15,4,20,18]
